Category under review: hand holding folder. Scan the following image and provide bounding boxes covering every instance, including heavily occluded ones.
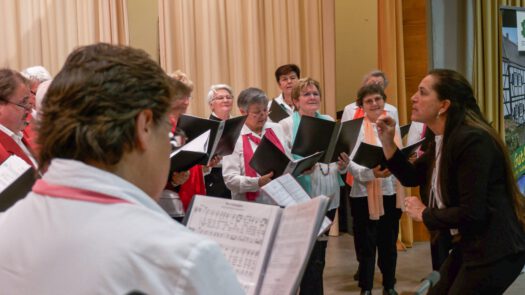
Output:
[291,116,363,163]
[352,137,426,169]
[249,135,323,178]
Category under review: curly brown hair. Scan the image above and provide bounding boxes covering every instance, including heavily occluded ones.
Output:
[37,43,176,171]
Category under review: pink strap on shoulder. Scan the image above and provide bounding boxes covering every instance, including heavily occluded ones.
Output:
[32,179,131,204]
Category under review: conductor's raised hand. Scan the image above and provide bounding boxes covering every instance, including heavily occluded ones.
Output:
[376,114,396,143]
[376,114,398,160]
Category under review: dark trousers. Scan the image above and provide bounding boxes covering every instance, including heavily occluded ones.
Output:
[429,248,525,295]
[299,209,337,295]
[350,195,402,291]
[430,230,453,271]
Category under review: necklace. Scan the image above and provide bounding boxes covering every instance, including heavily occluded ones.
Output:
[319,164,330,176]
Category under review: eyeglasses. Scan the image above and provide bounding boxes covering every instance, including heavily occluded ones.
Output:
[4,97,32,111]
[301,92,320,97]
[362,96,384,106]
[213,95,233,101]
[247,109,268,117]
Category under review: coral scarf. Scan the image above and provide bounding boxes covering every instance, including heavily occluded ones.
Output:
[345,108,378,186]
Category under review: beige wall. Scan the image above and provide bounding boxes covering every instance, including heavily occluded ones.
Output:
[126,0,159,62]
[335,0,378,113]
[124,0,377,114]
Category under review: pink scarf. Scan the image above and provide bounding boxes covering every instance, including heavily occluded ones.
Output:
[242,128,284,201]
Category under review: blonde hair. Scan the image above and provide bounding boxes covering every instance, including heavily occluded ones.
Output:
[170,70,194,91]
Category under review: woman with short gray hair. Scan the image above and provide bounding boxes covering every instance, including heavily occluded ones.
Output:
[207,84,234,121]
[222,87,290,203]
[205,84,235,198]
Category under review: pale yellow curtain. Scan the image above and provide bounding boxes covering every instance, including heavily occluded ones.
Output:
[378,0,407,125]
[159,0,336,118]
[377,0,413,248]
[473,0,525,135]
[0,0,128,76]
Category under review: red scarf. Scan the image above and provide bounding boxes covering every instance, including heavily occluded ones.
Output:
[242,128,284,201]
[0,129,35,168]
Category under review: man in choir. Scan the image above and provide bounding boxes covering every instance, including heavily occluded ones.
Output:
[21,66,52,147]
[0,68,37,168]
[222,87,290,203]
[205,84,235,198]
[267,64,301,121]
[0,43,243,294]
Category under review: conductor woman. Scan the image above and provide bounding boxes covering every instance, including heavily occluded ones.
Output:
[377,69,525,294]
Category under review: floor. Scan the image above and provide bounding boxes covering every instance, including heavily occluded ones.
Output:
[323,233,525,295]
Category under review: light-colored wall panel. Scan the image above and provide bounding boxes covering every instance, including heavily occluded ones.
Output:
[335,0,378,113]
[127,0,158,62]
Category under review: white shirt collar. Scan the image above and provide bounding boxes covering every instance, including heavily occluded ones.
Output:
[42,159,169,216]
[211,112,229,120]
[240,122,274,136]
[0,124,22,140]
[274,94,294,112]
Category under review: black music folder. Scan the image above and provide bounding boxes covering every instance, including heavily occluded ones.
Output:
[291,116,363,163]
[268,100,290,122]
[169,131,209,173]
[249,135,323,178]
[400,123,411,138]
[352,137,426,169]
[0,167,37,212]
[177,114,247,161]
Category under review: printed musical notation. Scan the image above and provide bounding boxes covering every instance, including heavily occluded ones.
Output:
[186,197,280,293]
[188,204,270,244]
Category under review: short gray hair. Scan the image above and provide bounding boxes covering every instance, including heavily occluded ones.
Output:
[237,87,268,112]
[207,84,233,104]
[21,66,52,83]
[362,70,388,88]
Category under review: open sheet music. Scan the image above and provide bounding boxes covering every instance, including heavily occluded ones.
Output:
[261,174,332,235]
[184,195,329,295]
